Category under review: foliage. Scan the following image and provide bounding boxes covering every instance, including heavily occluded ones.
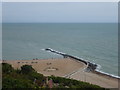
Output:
[2,75,35,88]
[21,65,35,74]
[48,75,106,89]
[2,63,14,74]
[2,63,107,89]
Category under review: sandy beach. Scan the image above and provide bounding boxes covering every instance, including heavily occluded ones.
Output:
[3,58,119,88]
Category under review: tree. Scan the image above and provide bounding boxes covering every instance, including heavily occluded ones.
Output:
[21,65,35,74]
[2,63,14,74]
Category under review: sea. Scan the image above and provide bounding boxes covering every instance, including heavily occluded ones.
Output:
[2,23,118,77]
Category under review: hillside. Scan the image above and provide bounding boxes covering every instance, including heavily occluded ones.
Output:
[2,63,107,89]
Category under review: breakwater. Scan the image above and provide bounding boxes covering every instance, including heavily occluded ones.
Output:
[44,48,120,79]
[45,48,97,71]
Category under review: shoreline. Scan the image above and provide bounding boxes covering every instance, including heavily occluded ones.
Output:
[3,58,119,88]
[44,48,120,79]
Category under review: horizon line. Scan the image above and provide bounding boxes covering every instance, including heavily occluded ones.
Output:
[2,22,118,23]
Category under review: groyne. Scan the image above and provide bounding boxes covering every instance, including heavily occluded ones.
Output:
[45,48,97,71]
[44,48,120,79]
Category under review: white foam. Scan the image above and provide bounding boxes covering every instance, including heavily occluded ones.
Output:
[41,49,45,51]
[47,48,66,55]
[43,48,120,79]
[95,69,120,79]
[69,55,120,79]
[96,64,101,70]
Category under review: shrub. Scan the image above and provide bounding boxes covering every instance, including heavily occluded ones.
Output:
[21,65,35,74]
[2,63,14,74]
[2,76,35,88]
[2,63,106,89]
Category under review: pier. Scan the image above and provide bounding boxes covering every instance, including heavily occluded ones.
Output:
[45,48,97,71]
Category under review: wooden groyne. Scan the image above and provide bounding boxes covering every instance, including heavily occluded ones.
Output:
[45,48,97,71]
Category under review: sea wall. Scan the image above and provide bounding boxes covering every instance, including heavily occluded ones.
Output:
[44,48,120,80]
[45,48,97,71]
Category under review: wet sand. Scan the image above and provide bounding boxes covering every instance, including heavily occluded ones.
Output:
[3,58,119,88]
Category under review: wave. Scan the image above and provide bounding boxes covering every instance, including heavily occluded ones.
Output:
[95,69,120,79]
[75,57,120,79]
[44,48,120,79]
[40,49,45,51]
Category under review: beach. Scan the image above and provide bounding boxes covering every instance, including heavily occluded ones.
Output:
[2,2,118,89]
[3,58,119,88]
[3,23,118,77]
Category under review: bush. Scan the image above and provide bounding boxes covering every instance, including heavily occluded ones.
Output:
[21,65,35,74]
[2,76,35,88]
[2,63,106,89]
[49,76,105,89]
[27,72,44,82]
[2,63,14,74]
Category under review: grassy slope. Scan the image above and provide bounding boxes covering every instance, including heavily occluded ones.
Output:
[2,63,107,89]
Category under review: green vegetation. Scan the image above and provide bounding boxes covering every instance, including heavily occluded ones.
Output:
[2,63,107,89]
[21,65,35,74]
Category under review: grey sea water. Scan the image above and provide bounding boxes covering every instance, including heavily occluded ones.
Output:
[2,23,118,76]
